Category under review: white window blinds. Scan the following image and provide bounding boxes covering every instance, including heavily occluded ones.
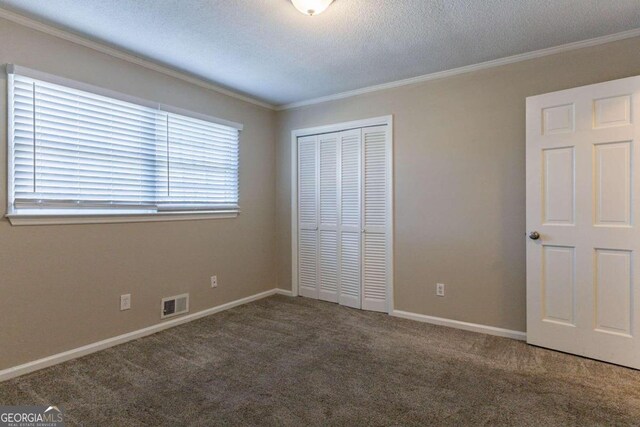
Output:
[7,66,241,216]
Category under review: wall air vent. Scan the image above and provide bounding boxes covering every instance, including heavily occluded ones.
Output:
[161,293,189,319]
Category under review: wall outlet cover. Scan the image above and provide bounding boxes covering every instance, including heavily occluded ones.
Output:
[120,294,131,311]
[211,275,218,288]
[436,283,445,297]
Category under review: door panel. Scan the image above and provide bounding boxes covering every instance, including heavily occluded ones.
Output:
[526,75,640,369]
[318,133,339,302]
[339,129,362,308]
[298,135,318,299]
[594,249,632,336]
[299,228,318,298]
[319,231,339,302]
[362,126,389,312]
[340,232,361,307]
[541,245,575,325]
[363,233,387,312]
[542,147,574,225]
[594,141,631,226]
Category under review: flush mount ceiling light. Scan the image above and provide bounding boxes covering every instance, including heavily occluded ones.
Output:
[291,0,334,16]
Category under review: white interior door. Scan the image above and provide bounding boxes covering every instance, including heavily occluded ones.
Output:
[362,126,391,312]
[339,129,362,309]
[526,75,640,369]
[298,135,318,299]
[318,132,340,303]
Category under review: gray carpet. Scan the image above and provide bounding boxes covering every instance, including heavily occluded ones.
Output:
[1,295,640,426]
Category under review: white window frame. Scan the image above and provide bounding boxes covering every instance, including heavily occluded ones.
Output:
[6,65,243,226]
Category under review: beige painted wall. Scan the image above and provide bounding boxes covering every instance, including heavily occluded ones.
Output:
[0,18,277,370]
[276,36,640,332]
[3,15,640,371]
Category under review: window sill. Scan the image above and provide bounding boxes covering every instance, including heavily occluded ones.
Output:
[6,210,239,226]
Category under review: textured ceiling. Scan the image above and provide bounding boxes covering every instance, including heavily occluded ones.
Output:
[1,0,639,106]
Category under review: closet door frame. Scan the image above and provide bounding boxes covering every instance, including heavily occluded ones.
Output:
[291,115,394,313]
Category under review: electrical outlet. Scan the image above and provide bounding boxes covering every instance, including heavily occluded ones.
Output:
[120,294,131,311]
[436,283,445,297]
[211,275,218,288]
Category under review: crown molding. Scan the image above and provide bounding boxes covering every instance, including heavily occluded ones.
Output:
[0,8,276,110]
[2,7,638,113]
[277,27,640,111]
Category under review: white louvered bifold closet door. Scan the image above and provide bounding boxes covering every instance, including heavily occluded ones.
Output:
[298,135,319,299]
[296,123,390,313]
[362,126,390,312]
[339,129,362,309]
[318,132,340,303]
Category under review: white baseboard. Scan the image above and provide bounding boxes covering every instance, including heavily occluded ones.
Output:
[0,291,523,382]
[274,288,294,297]
[0,288,289,382]
[391,310,526,341]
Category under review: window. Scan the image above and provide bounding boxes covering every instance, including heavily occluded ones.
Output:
[7,65,241,224]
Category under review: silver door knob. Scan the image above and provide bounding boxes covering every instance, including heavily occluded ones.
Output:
[529,231,540,240]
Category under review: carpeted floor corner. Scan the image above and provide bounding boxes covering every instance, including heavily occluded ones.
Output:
[1,295,640,426]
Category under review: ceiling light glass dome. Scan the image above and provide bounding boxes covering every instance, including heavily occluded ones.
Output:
[291,0,334,16]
